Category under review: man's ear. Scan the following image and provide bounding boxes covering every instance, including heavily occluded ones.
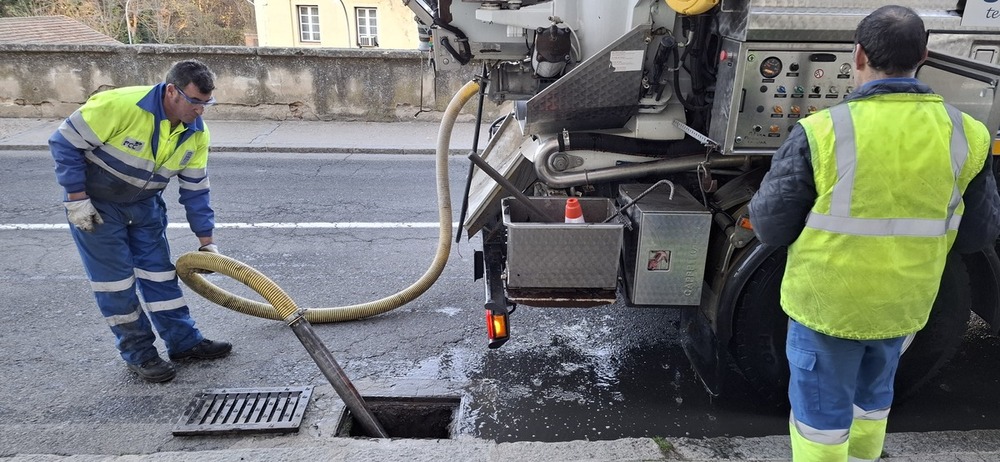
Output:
[854,43,867,72]
[918,47,929,67]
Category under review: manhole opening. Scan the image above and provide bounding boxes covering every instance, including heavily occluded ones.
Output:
[336,396,460,439]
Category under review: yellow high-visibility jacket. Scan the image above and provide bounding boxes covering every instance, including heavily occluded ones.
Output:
[761,82,991,339]
[50,83,214,237]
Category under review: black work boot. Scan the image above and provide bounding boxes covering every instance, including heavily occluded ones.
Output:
[169,339,233,361]
[127,357,176,383]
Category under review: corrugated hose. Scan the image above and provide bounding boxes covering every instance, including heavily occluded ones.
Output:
[175,80,482,323]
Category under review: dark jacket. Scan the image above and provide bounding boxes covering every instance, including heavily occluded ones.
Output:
[748,78,1000,253]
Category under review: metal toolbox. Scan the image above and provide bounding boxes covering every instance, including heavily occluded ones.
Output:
[619,184,712,305]
[502,197,623,290]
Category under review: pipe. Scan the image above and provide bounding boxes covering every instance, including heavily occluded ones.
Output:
[175,79,482,323]
[533,137,750,189]
[172,252,387,437]
[288,315,388,438]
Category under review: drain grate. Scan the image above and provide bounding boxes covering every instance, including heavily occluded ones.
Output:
[173,386,313,436]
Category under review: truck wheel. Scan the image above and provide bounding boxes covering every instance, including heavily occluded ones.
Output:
[729,249,971,408]
[729,249,789,407]
[893,252,971,400]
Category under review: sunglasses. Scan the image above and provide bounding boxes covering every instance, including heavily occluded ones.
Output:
[175,85,216,107]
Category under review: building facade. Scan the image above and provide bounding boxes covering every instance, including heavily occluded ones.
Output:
[254,0,420,49]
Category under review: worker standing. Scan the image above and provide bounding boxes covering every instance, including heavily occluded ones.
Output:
[748,5,1000,461]
[50,59,232,383]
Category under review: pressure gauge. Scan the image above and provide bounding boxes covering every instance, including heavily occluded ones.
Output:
[760,56,783,79]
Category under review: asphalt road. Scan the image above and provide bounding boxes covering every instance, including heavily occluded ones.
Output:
[1,150,999,458]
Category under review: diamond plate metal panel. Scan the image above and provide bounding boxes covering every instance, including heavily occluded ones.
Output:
[503,197,623,289]
[519,25,649,134]
[619,184,712,306]
[719,1,995,43]
[172,386,312,436]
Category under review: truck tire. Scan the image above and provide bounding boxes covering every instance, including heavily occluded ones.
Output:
[729,249,971,408]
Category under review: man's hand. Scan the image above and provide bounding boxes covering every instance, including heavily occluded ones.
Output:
[195,243,220,274]
[64,199,103,232]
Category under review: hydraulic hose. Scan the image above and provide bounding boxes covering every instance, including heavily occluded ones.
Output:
[175,80,483,323]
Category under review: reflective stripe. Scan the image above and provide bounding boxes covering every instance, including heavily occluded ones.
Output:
[157,166,183,178]
[181,167,207,178]
[806,102,970,237]
[100,143,156,172]
[105,307,141,326]
[134,268,176,282]
[945,104,970,178]
[90,276,135,292]
[58,120,93,150]
[791,412,850,445]
[178,176,210,191]
[84,151,168,190]
[69,111,103,148]
[848,456,878,462]
[944,104,969,234]
[147,297,186,312]
[900,333,916,354]
[805,213,957,237]
[853,404,891,421]
[829,104,856,216]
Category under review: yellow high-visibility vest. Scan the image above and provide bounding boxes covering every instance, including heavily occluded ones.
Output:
[783,92,989,339]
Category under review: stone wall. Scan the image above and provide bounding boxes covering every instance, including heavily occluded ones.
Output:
[0,44,501,121]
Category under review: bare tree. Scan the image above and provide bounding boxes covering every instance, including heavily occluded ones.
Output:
[0,0,38,16]
[1,0,254,45]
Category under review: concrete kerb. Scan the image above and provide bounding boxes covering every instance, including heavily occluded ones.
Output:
[0,118,484,155]
[10,431,1000,462]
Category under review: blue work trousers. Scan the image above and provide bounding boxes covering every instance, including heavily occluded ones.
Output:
[786,319,907,460]
[69,195,203,365]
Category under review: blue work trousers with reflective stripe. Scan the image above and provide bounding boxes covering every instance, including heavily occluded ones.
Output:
[69,194,203,365]
[787,319,906,436]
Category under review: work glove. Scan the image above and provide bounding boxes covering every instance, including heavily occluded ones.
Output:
[195,243,220,274]
[64,198,103,232]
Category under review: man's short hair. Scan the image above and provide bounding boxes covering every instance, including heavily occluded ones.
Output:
[165,59,216,94]
[855,5,927,75]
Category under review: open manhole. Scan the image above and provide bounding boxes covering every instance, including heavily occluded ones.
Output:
[173,386,313,436]
[336,396,461,439]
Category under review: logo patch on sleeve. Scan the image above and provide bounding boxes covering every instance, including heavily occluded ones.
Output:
[181,150,194,165]
[122,138,145,152]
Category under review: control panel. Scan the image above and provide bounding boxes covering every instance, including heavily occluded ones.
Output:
[711,41,856,155]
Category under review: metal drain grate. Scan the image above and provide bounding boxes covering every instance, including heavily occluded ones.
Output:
[173,386,313,436]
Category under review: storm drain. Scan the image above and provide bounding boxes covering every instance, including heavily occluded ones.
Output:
[172,386,313,436]
[336,396,461,439]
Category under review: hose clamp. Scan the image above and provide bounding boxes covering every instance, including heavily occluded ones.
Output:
[283,308,308,325]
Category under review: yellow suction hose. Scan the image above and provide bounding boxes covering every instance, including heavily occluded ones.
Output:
[176,80,482,323]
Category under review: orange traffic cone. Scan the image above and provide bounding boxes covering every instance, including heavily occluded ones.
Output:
[565,197,585,223]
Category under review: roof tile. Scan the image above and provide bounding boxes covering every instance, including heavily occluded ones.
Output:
[0,15,122,45]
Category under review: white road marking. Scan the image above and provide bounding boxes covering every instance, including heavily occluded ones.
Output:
[0,222,454,230]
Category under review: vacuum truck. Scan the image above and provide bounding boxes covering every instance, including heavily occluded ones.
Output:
[402,0,1000,404]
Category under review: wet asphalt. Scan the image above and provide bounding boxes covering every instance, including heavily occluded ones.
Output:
[2,118,1000,460]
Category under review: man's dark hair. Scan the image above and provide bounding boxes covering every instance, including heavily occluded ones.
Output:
[165,59,216,94]
[855,5,927,75]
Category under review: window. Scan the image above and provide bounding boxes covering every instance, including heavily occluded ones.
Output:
[298,5,321,42]
[356,7,378,47]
